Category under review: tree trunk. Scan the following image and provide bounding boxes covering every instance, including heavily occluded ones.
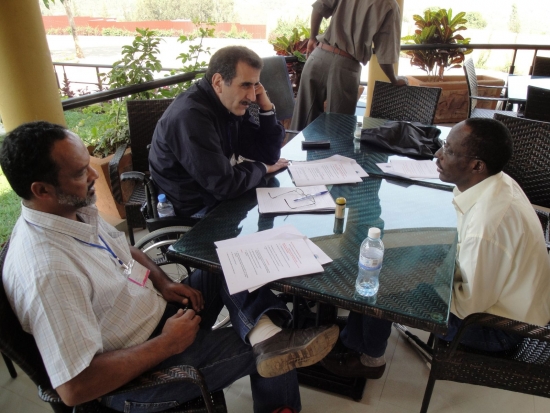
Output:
[62,0,84,59]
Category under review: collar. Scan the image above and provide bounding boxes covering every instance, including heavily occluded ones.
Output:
[452,172,503,215]
[21,204,100,242]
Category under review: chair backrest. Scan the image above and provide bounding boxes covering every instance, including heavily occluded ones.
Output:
[494,113,550,208]
[259,56,295,122]
[126,99,174,173]
[532,56,550,77]
[524,85,550,122]
[0,241,71,412]
[463,58,480,116]
[369,81,442,125]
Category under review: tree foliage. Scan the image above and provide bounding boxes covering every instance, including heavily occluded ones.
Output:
[509,4,521,34]
[135,0,234,22]
[464,12,487,29]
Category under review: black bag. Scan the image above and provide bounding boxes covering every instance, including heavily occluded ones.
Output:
[361,121,443,159]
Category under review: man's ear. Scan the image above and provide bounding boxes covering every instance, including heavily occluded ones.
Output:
[30,182,56,201]
[472,159,487,174]
[211,73,223,93]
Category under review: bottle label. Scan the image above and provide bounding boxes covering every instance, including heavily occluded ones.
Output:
[359,255,382,269]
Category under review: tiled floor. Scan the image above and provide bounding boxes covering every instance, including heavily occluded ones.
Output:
[3,325,550,412]
[3,225,550,412]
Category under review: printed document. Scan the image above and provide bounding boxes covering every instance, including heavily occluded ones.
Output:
[215,225,331,293]
[376,159,438,179]
[288,155,366,186]
[256,185,335,214]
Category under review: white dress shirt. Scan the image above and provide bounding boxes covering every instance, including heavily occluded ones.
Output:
[3,205,166,388]
[451,172,550,326]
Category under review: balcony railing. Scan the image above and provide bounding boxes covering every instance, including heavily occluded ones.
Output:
[60,43,550,111]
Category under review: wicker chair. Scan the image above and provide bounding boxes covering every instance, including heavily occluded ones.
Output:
[524,85,550,123]
[532,56,550,77]
[108,99,174,244]
[0,241,227,413]
[463,58,517,119]
[420,312,550,413]
[369,80,442,125]
[493,113,550,209]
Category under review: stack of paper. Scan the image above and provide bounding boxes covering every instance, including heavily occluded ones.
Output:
[376,159,439,179]
[256,185,335,214]
[215,225,332,294]
[288,155,368,186]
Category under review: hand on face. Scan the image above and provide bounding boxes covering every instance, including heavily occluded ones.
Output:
[254,82,273,111]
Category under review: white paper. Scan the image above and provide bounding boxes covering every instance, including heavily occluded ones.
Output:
[293,155,369,177]
[217,238,324,295]
[215,224,332,266]
[376,159,438,179]
[288,161,363,186]
[256,185,335,214]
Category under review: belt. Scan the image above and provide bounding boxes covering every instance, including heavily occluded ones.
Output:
[318,43,356,61]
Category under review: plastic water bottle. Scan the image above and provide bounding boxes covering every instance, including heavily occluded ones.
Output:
[356,227,384,297]
[157,194,175,218]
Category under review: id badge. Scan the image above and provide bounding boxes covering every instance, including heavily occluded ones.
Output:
[126,260,151,287]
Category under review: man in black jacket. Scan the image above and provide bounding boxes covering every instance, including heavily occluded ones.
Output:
[149,46,289,217]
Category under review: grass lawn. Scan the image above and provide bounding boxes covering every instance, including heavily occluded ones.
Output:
[0,169,20,246]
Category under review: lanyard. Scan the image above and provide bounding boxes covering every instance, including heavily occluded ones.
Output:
[74,234,129,270]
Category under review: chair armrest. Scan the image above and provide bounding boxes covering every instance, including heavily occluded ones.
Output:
[470,95,509,102]
[108,144,128,205]
[478,85,506,90]
[38,385,63,403]
[120,171,146,183]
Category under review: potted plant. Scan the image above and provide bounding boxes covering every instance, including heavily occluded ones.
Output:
[401,8,504,123]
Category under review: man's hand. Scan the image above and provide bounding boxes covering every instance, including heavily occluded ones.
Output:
[254,82,273,111]
[157,281,204,312]
[266,158,290,174]
[392,76,409,87]
[160,309,201,355]
[306,39,317,58]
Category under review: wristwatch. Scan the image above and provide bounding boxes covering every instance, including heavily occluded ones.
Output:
[259,104,276,116]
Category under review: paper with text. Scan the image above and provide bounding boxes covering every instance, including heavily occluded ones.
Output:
[217,238,324,294]
[376,159,438,179]
[288,161,363,186]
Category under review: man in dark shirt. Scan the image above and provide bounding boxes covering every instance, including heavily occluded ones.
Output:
[149,46,289,217]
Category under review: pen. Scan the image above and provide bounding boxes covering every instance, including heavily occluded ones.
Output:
[293,191,328,201]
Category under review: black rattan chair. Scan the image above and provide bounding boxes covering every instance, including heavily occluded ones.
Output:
[420,312,550,413]
[532,56,550,77]
[493,113,550,208]
[109,99,174,244]
[369,80,442,125]
[0,241,227,413]
[464,58,517,119]
[524,85,550,123]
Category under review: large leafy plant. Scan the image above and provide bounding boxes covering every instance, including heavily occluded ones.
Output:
[402,8,473,82]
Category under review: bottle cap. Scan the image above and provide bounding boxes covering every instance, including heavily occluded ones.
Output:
[335,197,346,205]
[158,194,167,202]
[368,227,381,239]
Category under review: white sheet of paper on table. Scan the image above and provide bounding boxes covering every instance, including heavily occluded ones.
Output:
[376,159,439,179]
[216,237,324,295]
[256,185,335,214]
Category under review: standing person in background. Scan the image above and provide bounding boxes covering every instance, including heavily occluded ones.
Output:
[290,0,408,131]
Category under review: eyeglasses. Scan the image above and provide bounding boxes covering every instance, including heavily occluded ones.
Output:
[440,144,480,159]
[268,188,316,209]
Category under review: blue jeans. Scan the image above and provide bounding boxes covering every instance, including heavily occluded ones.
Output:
[341,312,523,358]
[438,313,523,352]
[101,270,300,413]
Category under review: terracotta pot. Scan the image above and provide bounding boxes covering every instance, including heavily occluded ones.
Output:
[89,148,134,219]
[406,75,505,124]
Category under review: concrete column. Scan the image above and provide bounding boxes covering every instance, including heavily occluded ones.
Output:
[0,0,65,133]
[365,0,404,116]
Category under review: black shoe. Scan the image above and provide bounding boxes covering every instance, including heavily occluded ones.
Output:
[253,324,339,378]
[320,352,386,379]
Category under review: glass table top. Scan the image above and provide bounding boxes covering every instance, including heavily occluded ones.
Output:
[168,114,458,333]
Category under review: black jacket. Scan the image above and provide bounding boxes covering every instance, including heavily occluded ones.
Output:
[149,78,284,216]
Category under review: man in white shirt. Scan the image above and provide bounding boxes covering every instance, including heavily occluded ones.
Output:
[322,117,550,378]
[0,121,338,412]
